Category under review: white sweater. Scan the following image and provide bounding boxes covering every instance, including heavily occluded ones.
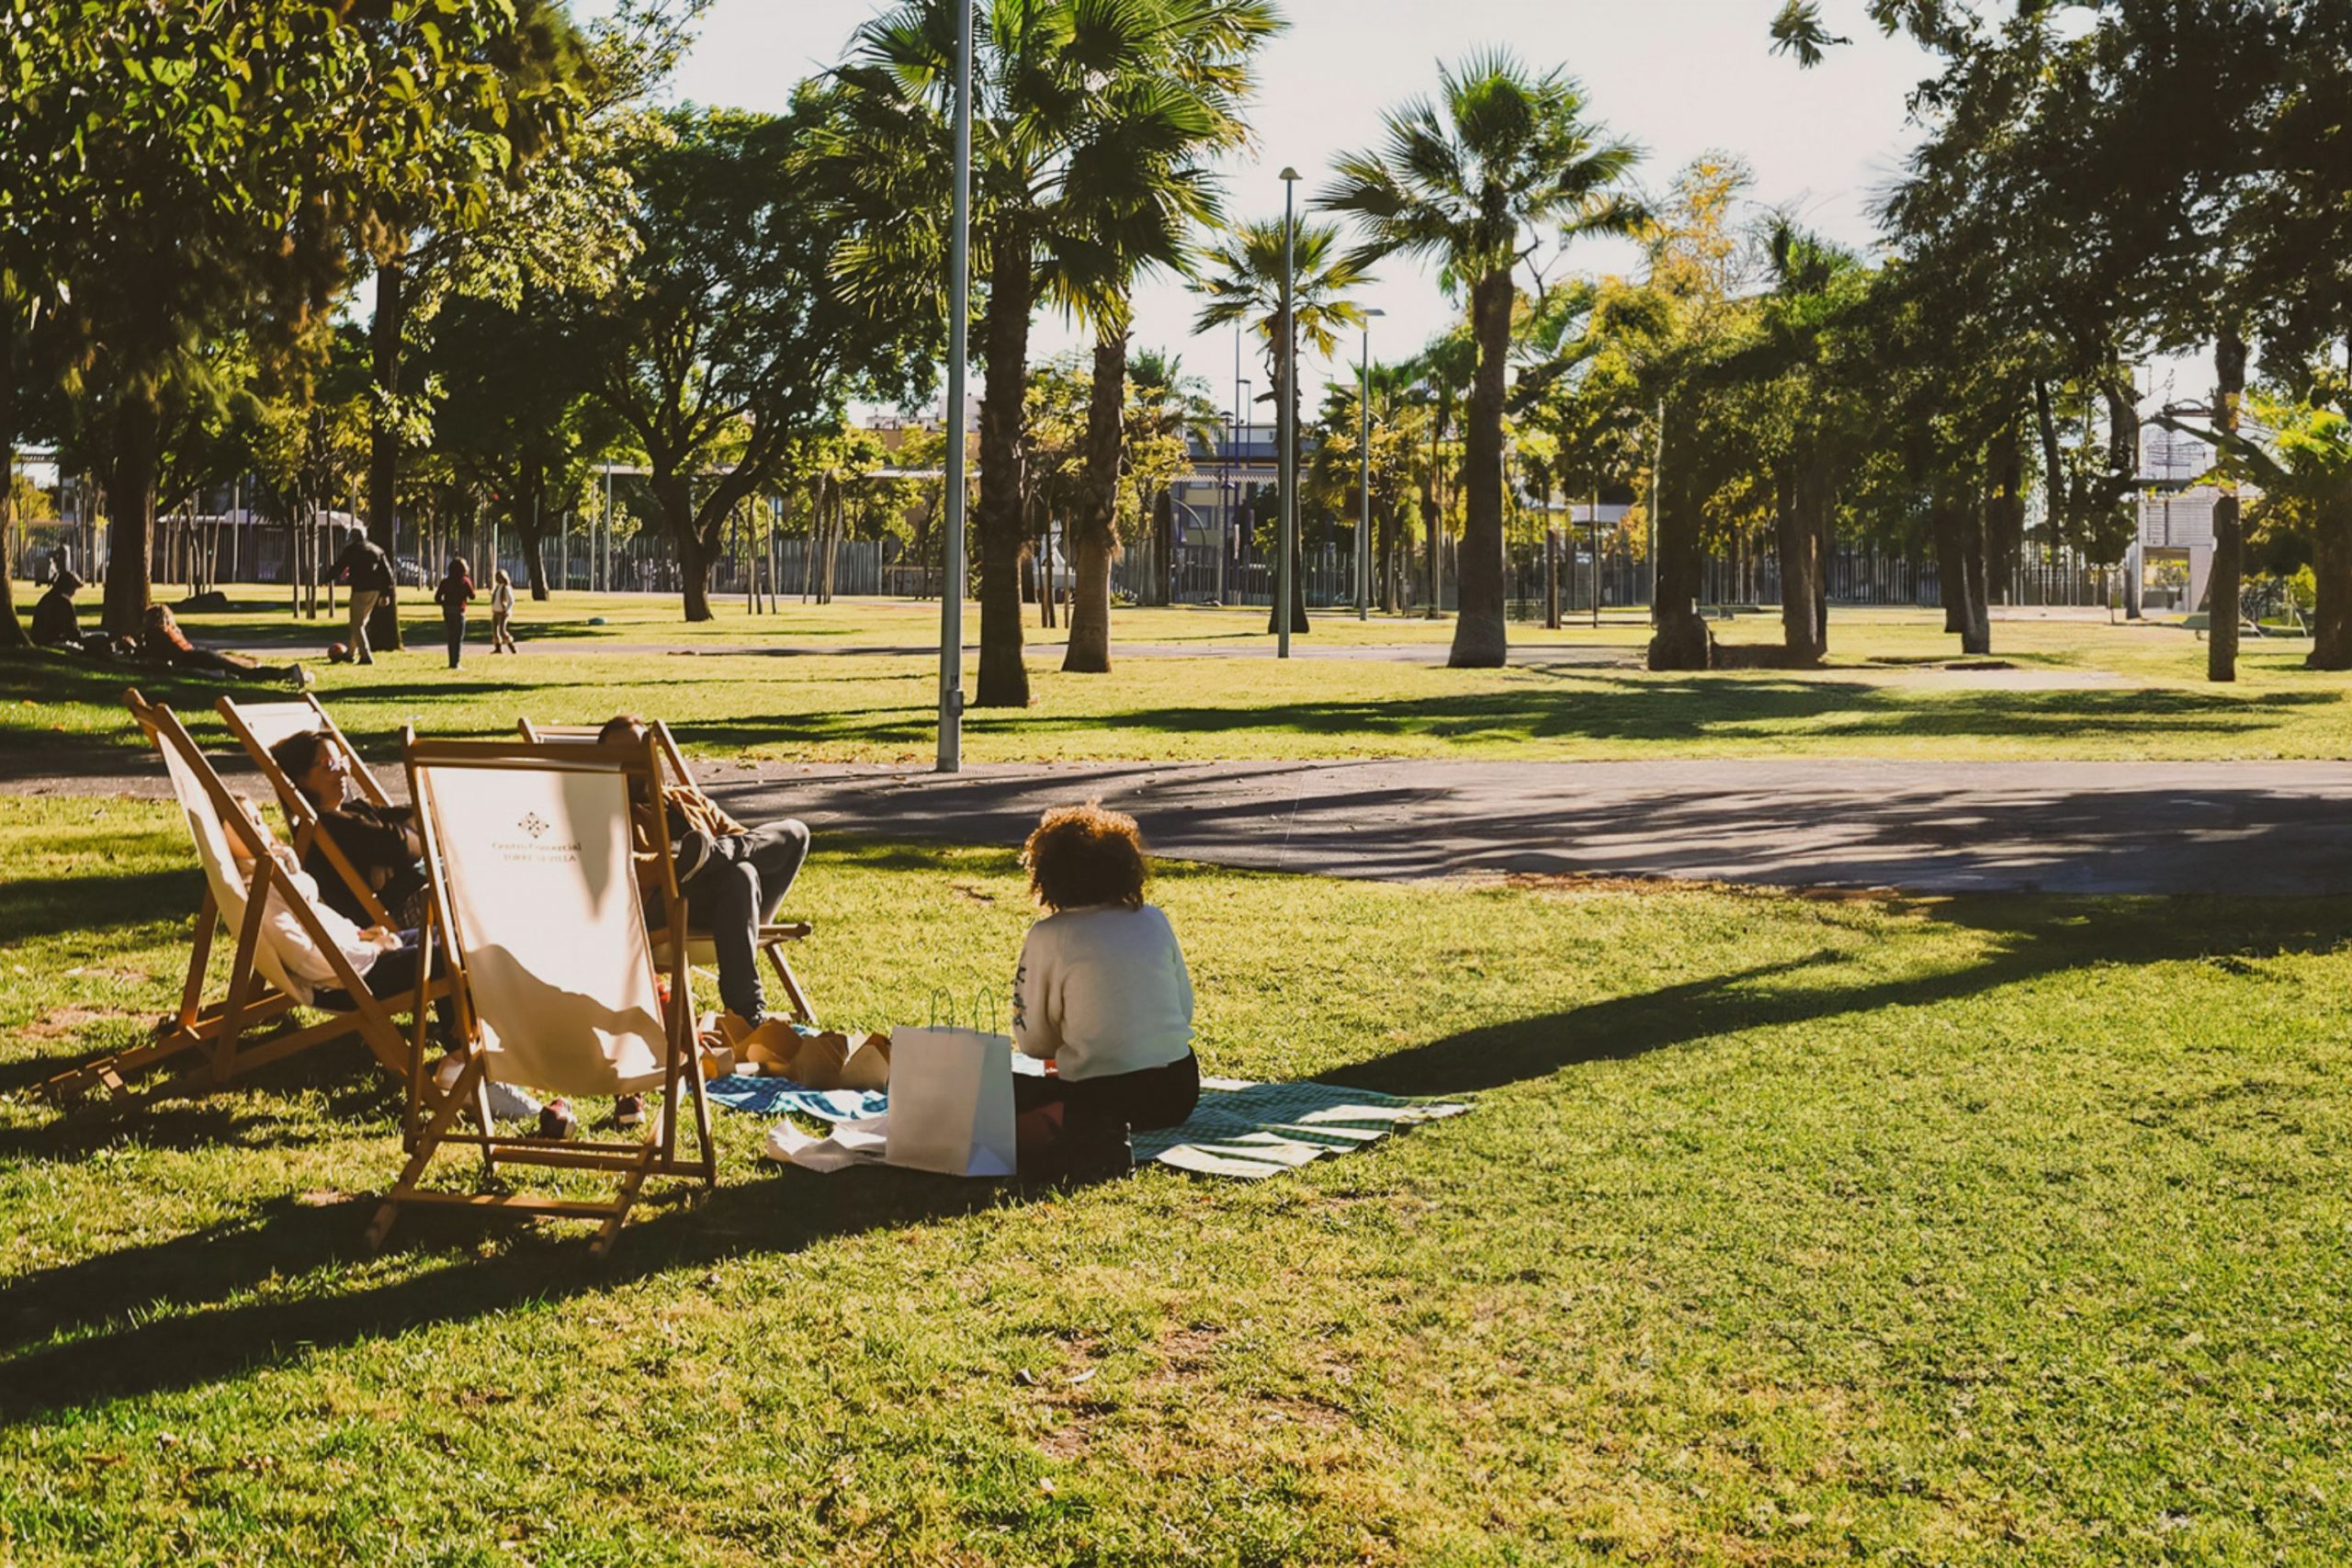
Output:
[1011,904,1193,1081]
[250,841,394,998]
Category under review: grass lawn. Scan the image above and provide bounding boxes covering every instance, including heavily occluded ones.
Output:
[8,592,2352,768]
[4,795,2349,1562]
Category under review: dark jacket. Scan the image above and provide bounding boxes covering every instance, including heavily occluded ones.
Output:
[307,800,428,929]
[333,539,395,596]
[434,574,473,615]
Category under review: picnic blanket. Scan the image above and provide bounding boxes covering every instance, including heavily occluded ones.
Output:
[711,1062,1471,1181]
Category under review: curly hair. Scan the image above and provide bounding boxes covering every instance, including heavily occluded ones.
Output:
[1022,803,1148,912]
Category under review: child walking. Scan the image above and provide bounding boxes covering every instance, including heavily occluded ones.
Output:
[434,557,474,669]
[490,568,518,653]
[1010,804,1198,1179]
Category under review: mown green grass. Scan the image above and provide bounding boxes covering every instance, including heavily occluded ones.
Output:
[8,596,2352,767]
[5,795,2350,1563]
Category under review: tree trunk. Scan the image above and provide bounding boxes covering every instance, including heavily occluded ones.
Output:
[2209,330,2247,682]
[1152,490,1174,606]
[101,394,162,637]
[657,472,713,622]
[975,238,1035,707]
[1777,461,1823,664]
[1961,498,1993,656]
[1645,409,1712,671]
[2307,500,2352,671]
[513,482,551,600]
[1450,270,1513,667]
[1934,493,1968,634]
[368,254,408,649]
[1063,331,1126,674]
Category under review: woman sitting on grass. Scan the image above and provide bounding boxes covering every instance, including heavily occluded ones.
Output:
[1011,804,1199,1179]
[266,728,429,930]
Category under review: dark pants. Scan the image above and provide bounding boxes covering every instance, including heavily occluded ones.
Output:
[684,820,810,1022]
[1014,1051,1201,1139]
[323,929,454,1032]
[442,610,465,667]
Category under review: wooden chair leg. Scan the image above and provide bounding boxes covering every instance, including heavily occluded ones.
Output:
[763,942,818,1026]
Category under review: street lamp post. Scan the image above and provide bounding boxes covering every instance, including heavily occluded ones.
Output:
[1358,307,1385,620]
[1278,166,1299,659]
[937,0,973,773]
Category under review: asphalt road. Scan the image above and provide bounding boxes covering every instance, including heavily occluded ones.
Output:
[21,747,2352,896]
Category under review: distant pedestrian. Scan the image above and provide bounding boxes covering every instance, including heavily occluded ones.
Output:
[490,569,518,653]
[330,530,395,664]
[434,558,474,669]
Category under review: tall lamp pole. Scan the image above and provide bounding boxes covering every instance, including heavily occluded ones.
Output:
[937,0,974,773]
[1357,307,1384,620]
[1278,166,1299,659]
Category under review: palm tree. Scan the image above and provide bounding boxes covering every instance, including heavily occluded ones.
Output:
[817,0,1270,705]
[1193,218,1373,632]
[1060,0,1279,674]
[1320,51,1641,667]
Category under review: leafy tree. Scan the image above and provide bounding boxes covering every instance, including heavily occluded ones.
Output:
[1122,349,1218,605]
[427,288,620,599]
[1193,218,1373,630]
[1320,51,1641,667]
[594,104,922,621]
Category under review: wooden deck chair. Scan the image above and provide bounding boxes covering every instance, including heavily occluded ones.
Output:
[374,732,716,1257]
[217,693,397,928]
[515,716,818,1024]
[43,691,441,1100]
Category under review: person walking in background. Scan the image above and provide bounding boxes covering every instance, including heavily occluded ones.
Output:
[330,529,395,664]
[434,558,473,670]
[489,569,518,654]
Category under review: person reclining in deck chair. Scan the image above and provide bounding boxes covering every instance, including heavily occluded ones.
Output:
[1010,804,1200,1180]
[266,727,430,930]
[599,714,810,1083]
[220,798,548,1127]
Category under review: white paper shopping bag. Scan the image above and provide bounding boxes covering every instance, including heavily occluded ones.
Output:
[886,1025,1017,1178]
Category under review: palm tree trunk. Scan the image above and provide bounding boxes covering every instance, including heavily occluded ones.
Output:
[1064,332,1126,674]
[975,239,1035,707]
[1449,270,1513,667]
[2209,328,2247,682]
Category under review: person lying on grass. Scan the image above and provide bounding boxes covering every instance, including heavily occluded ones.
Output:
[219,798,555,1132]
[599,714,811,1102]
[266,728,429,931]
[141,604,311,688]
[1011,804,1200,1179]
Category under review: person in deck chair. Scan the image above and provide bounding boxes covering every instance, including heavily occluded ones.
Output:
[600,714,811,1095]
[266,727,429,930]
[1010,803,1199,1179]
[219,798,548,1128]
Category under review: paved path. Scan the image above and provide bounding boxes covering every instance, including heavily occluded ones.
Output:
[691,759,2352,896]
[31,750,2352,896]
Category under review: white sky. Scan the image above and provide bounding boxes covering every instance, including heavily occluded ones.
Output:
[666,0,1943,411]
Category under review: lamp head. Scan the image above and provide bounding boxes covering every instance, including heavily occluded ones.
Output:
[1279,166,1300,182]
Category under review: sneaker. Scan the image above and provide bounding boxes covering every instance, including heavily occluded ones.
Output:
[537,1099,577,1141]
[612,1094,644,1129]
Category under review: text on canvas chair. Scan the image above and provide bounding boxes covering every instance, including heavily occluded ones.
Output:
[217,692,396,927]
[374,731,716,1257]
[515,716,817,1024]
[44,690,440,1100]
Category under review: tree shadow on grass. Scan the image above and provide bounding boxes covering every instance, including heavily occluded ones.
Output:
[1329,895,2352,1100]
[7,894,2352,1421]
